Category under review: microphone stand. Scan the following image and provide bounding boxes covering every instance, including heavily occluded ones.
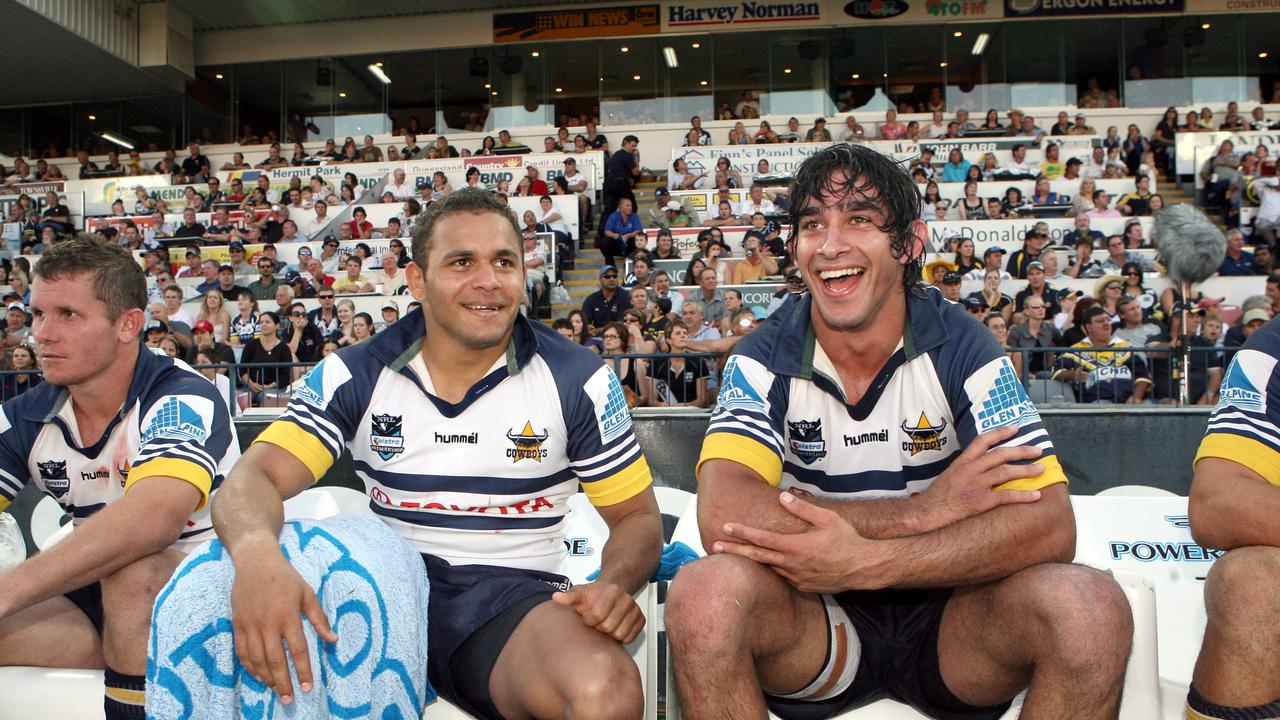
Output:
[1178,280,1191,407]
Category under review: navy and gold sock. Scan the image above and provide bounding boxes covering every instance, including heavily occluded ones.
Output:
[103,666,146,720]
[1187,684,1280,720]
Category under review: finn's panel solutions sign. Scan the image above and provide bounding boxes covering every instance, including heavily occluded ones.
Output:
[665,1,822,27]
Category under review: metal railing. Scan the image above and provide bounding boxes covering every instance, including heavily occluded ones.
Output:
[0,343,1243,410]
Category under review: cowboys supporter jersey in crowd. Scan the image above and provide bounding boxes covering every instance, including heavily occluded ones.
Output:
[254,309,652,573]
[0,347,239,542]
[698,290,1066,496]
[1196,317,1280,485]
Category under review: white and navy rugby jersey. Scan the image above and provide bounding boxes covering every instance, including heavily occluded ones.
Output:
[698,290,1066,497]
[254,309,653,573]
[1197,317,1280,485]
[0,346,239,542]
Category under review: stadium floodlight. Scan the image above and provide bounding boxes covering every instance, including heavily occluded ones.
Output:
[367,64,392,85]
[97,131,135,150]
[971,33,990,56]
[663,46,679,69]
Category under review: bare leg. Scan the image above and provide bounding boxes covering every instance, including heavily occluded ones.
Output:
[1192,546,1280,706]
[0,595,102,668]
[99,549,184,674]
[487,600,643,720]
[664,554,828,720]
[938,563,1132,719]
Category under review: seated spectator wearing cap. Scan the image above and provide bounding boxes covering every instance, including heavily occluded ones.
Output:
[143,319,171,349]
[1007,228,1050,279]
[214,263,249,303]
[804,117,831,143]
[1070,113,1095,135]
[225,242,254,276]
[283,270,315,299]
[965,246,1011,281]
[937,271,963,302]
[1053,305,1153,403]
[184,319,235,367]
[646,188,674,227]
[659,200,693,229]
[1014,261,1060,319]
[966,266,1014,324]
[581,265,631,332]
[1,303,30,349]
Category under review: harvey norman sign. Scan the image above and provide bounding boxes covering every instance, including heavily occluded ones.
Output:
[665,1,821,26]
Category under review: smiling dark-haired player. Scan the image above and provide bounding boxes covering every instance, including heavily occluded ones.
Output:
[666,144,1133,720]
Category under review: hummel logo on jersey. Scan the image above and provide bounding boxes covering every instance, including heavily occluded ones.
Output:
[370,413,405,460]
[901,413,948,455]
[506,421,550,462]
[37,459,70,497]
[787,419,827,465]
[717,357,764,414]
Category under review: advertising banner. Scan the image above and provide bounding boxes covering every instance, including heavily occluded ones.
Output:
[495,4,659,42]
[1004,0,1183,17]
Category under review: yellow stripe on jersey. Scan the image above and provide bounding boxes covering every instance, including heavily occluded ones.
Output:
[0,496,9,514]
[1185,706,1213,720]
[697,433,783,487]
[583,455,653,507]
[126,457,213,510]
[995,454,1068,492]
[253,421,335,484]
[1196,433,1280,487]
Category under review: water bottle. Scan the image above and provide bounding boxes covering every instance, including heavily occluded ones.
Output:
[0,513,25,572]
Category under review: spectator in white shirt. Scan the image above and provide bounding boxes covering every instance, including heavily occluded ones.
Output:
[926,111,949,138]
[838,116,866,142]
[1251,176,1280,247]
[302,199,331,238]
[384,168,413,200]
[736,184,777,222]
[999,144,1037,177]
[1083,146,1108,179]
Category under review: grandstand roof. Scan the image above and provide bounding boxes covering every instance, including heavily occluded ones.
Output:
[138,0,599,31]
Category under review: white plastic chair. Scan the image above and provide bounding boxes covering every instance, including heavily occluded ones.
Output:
[28,496,68,552]
[0,667,104,720]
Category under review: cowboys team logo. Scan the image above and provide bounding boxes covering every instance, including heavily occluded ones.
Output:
[506,421,550,463]
[369,413,405,461]
[37,460,70,498]
[786,419,827,465]
[901,413,948,455]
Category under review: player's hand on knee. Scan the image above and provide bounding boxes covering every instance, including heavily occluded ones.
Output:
[552,581,646,644]
[920,425,1044,529]
[231,543,338,704]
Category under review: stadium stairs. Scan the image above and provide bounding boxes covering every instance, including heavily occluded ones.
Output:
[553,180,667,319]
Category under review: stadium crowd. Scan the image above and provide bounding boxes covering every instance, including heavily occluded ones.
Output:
[0,100,1278,411]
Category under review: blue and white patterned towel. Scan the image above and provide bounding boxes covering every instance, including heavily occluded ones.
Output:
[147,513,434,719]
